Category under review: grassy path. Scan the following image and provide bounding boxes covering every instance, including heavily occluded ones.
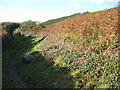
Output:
[8,36,47,88]
[9,47,27,88]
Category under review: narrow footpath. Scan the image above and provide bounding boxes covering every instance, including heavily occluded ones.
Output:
[8,36,47,88]
[9,48,27,88]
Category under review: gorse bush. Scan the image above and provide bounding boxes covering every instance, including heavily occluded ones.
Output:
[1,22,21,50]
[14,20,35,35]
[14,20,46,36]
[21,20,36,28]
[1,22,20,34]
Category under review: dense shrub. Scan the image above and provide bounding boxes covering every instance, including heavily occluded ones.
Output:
[21,20,36,28]
[14,20,46,36]
[1,22,20,51]
[1,22,20,34]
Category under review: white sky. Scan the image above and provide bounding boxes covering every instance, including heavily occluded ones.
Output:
[0,0,119,22]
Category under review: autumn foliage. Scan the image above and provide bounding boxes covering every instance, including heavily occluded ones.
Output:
[40,7,119,47]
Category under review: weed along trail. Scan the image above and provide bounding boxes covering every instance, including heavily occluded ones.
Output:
[9,36,47,88]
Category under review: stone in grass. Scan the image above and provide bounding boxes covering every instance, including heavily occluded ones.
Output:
[22,55,35,63]
[22,51,40,63]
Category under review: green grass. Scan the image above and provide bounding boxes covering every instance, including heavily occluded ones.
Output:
[16,36,119,88]
[2,49,16,88]
[16,37,74,88]
[2,34,34,88]
[3,32,119,88]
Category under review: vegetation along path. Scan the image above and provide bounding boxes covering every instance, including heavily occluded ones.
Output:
[2,7,119,88]
[8,36,47,88]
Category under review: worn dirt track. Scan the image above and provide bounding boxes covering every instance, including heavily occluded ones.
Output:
[8,36,47,88]
[9,48,27,88]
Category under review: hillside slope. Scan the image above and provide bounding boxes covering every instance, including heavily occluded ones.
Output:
[42,11,90,26]
[40,7,119,51]
[15,7,119,88]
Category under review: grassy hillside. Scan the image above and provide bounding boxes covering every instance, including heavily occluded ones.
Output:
[2,7,119,88]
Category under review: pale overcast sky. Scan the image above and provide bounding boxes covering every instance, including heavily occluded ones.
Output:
[0,0,119,22]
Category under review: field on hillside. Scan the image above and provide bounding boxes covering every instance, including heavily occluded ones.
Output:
[2,7,120,88]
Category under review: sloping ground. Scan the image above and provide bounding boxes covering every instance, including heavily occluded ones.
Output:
[42,11,89,26]
[38,7,119,55]
[37,7,119,88]
[2,33,34,88]
[16,7,119,88]
[43,7,118,33]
